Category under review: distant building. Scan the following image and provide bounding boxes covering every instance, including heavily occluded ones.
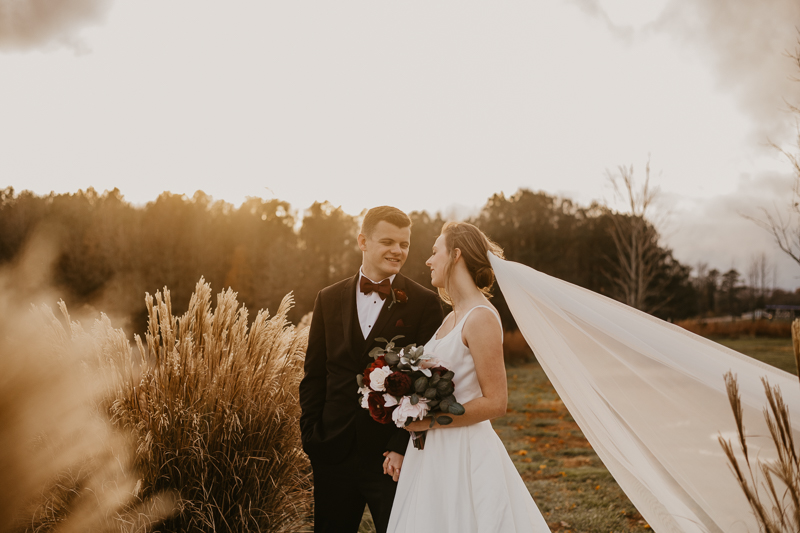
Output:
[740,309,768,320]
[764,305,800,321]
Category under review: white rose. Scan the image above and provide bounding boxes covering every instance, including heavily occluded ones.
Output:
[383,393,398,407]
[369,366,394,392]
[419,357,441,370]
[391,395,430,428]
[359,386,371,408]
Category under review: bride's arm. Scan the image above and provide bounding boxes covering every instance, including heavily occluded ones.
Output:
[405,307,507,431]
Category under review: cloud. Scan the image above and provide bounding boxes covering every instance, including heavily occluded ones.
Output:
[568,0,637,41]
[662,171,800,289]
[0,0,113,52]
[574,0,800,147]
[656,0,800,145]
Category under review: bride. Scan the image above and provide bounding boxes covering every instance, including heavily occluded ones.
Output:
[386,221,800,533]
[386,221,550,532]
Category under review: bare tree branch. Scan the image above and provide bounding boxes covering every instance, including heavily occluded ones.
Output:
[747,33,800,269]
[604,156,670,312]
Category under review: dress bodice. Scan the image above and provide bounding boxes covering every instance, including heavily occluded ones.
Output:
[423,305,502,405]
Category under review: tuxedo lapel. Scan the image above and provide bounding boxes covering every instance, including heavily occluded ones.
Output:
[361,274,407,357]
[341,273,359,356]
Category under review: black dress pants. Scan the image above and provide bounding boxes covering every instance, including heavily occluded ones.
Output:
[311,450,398,533]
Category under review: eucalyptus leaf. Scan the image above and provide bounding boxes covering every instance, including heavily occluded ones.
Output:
[356,374,364,387]
[430,373,441,386]
[442,370,455,381]
[369,347,385,359]
[429,417,436,428]
[437,382,454,396]
[448,402,465,416]
[424,387,438,400]
[375,337,388,344]
[428,399,440,409]
[410,393,419,405]
[414,376,429,393]
[436,415,453,425]
[384,352,400,366]
[439,400,450,412]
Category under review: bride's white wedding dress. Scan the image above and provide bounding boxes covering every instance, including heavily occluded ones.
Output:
[387,305,550,533]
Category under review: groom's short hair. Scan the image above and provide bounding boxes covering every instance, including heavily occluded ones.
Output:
[361,206,412,237]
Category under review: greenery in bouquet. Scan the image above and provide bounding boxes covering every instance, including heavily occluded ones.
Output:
[356,336,465,449]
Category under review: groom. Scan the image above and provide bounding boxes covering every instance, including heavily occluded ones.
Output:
[299,206,443,533]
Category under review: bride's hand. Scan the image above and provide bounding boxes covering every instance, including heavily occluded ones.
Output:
[404,418,432,432]
[383,451,404,482]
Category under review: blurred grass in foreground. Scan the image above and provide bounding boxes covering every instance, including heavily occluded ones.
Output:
[0,236,174,532]
[2,240,312,532]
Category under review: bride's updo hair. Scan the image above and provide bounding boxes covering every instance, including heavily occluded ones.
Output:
[439,222,504,305]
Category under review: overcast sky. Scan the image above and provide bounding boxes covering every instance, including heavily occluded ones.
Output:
[1,0,800,288]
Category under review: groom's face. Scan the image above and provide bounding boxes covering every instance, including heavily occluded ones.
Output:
[358,221,411,281]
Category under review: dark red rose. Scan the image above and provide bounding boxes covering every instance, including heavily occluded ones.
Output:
[393,289,408,304]
[430,366,448,376]
[368,392,394,424]
[384,371,412,396]
[363,356,387,387]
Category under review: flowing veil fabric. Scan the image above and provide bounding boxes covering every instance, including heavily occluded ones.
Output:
[489,253,800,533]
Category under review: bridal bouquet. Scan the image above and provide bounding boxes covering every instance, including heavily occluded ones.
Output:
[356,335,465,450]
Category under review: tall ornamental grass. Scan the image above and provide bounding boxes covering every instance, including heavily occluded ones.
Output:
[719,319,800,532]
[97,279,312,532]
[24,278,311,532]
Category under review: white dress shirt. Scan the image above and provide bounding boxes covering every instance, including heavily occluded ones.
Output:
[356,268,396,339]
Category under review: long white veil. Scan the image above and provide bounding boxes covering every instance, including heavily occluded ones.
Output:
[489,253,800,533]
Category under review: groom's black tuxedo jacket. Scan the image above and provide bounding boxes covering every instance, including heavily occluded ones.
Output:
[299,271,443,465]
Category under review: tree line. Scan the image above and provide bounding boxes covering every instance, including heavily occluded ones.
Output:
[0,186,796,335]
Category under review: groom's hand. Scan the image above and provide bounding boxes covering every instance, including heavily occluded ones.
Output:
[382,451,404,482]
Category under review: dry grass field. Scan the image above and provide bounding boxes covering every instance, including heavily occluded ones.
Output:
[492,366,650,533]
[714,337,797,375]
[359,334,796,533]
[676,318,792,339]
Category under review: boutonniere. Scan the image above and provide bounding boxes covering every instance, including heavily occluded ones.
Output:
[388,288,408,309]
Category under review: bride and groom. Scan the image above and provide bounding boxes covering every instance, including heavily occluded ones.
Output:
[298,206,548,532]
[300,205,797,533]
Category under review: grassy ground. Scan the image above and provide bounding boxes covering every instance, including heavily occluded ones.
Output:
[714,336,797,374]
[495,368,650,533]
[357,336,795,532]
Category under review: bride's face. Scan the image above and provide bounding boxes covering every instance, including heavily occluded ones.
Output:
[426,234,450,288]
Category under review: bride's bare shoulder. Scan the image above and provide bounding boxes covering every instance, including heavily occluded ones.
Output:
[462,305,503,341]
[469,304,500,322]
